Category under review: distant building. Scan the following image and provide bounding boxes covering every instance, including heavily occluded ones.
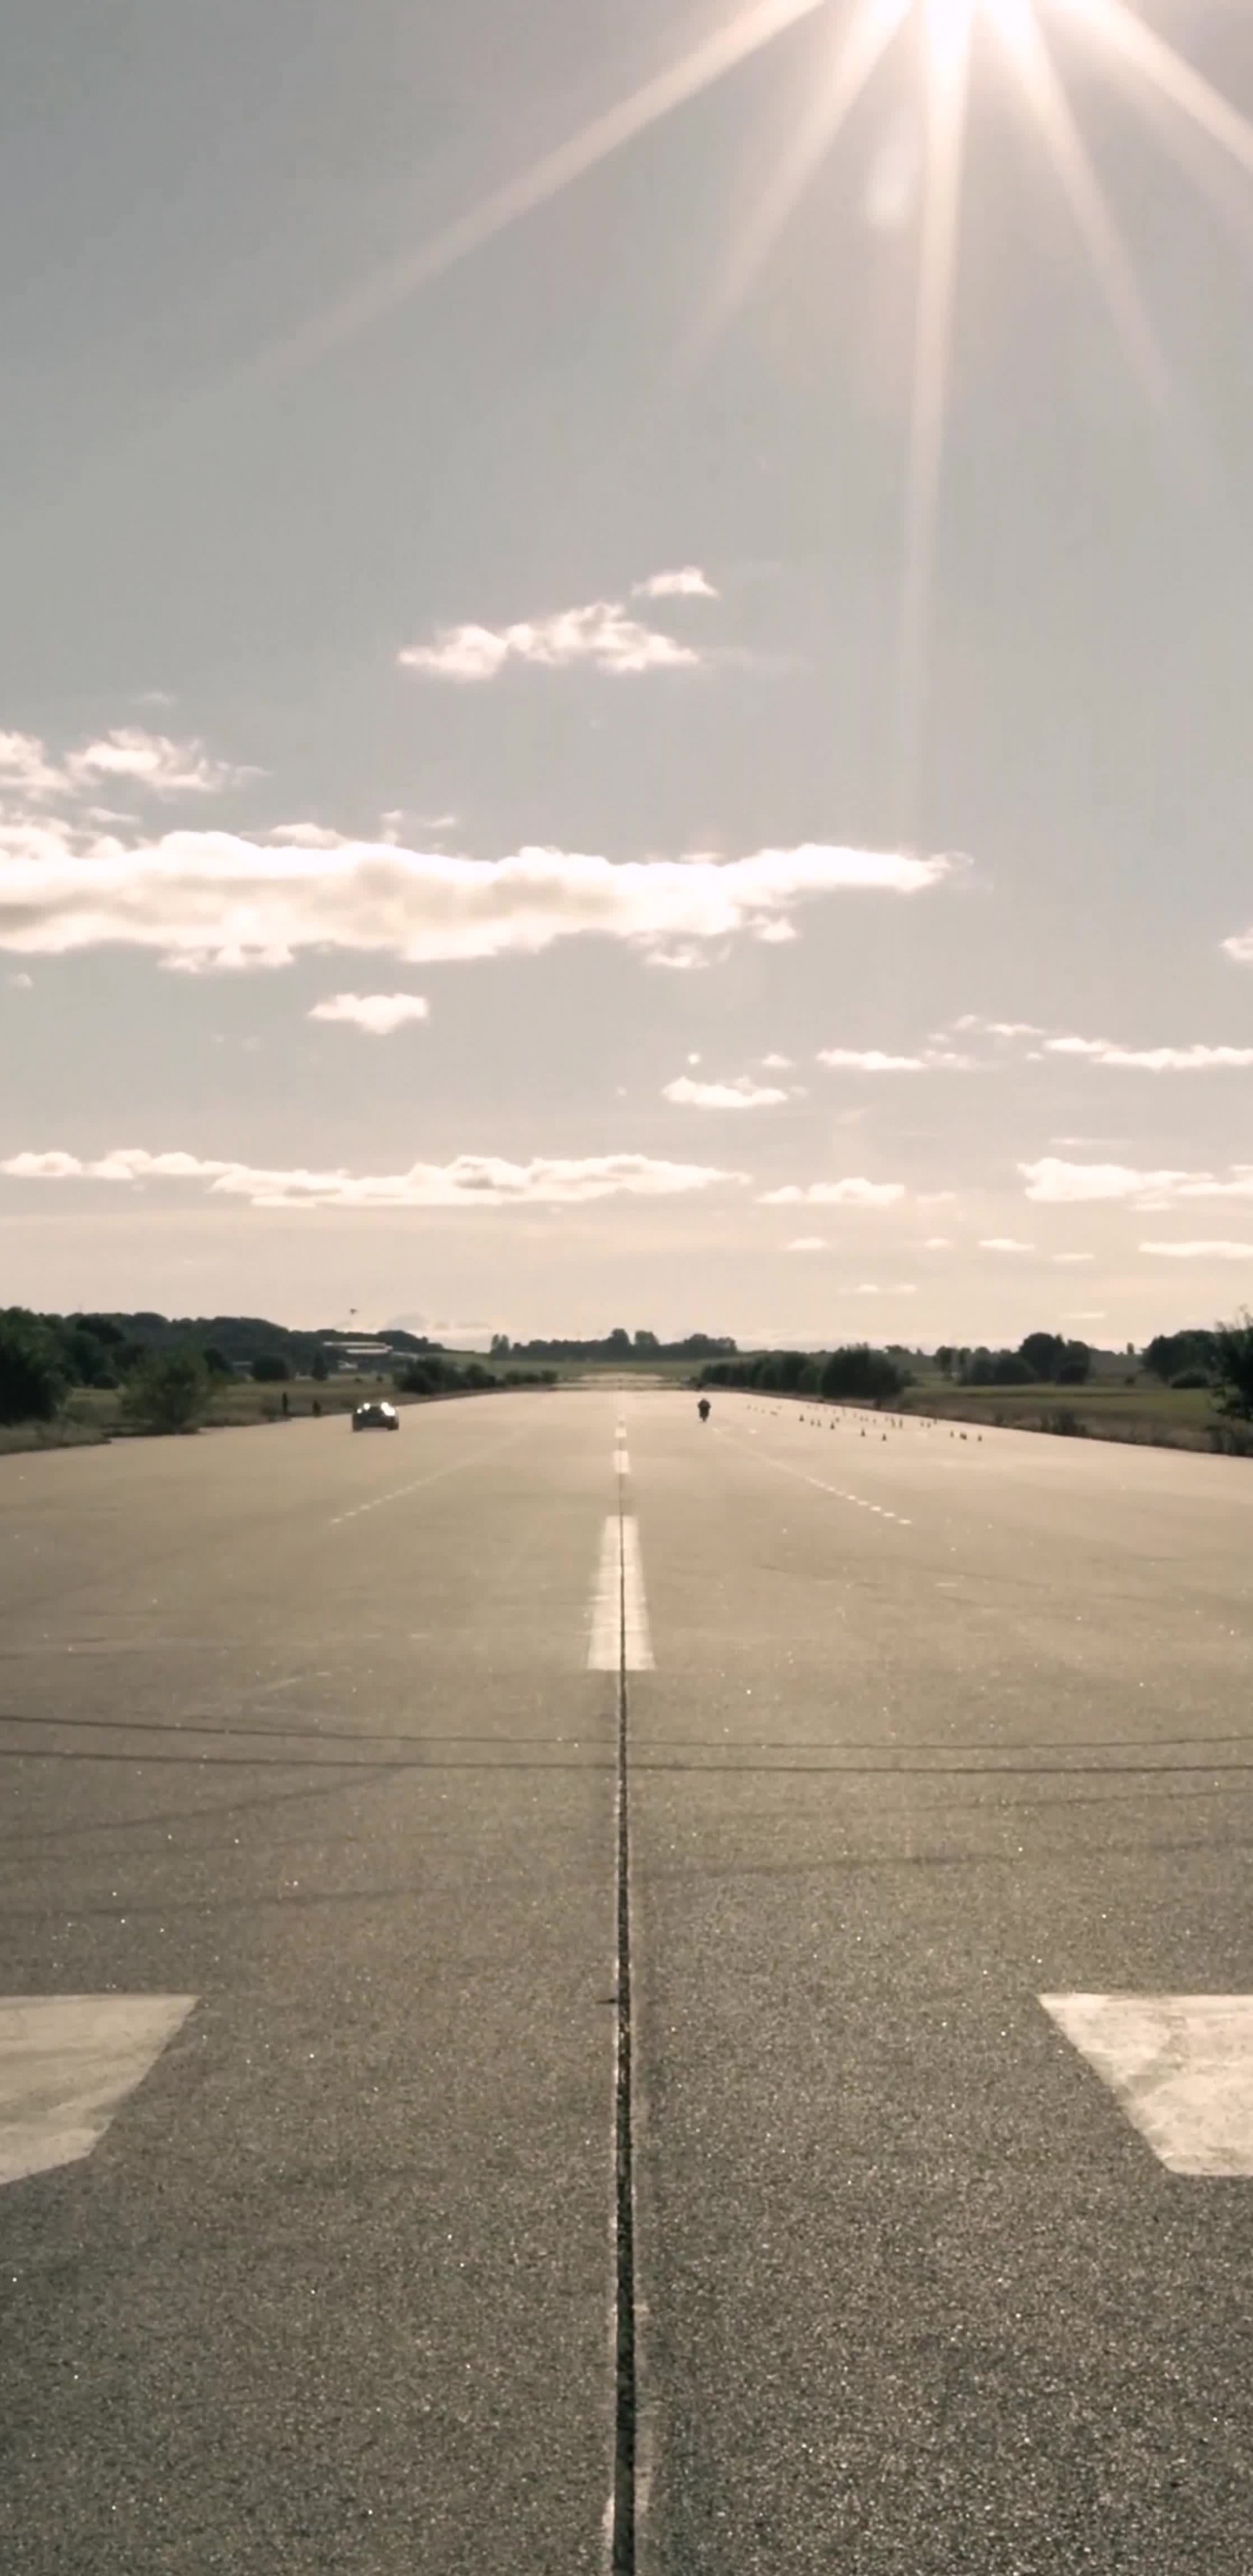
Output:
[324,1338,399,1376]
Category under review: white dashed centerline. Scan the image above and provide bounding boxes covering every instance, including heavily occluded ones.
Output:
[587,1515,654,1671]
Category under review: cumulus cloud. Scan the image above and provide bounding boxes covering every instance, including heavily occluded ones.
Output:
[818,1048,928,1073]
[632,567,718,599]
[0,831,952,971]
[1141,1240,1253,1259]
[0,734,64,796]
[1022,1157,1253,1206]
[761,1052,793,1070]
[399,573,718,681]
[308,992,430,1035]
[1223,927,1253,965]
[1045,1036,1253,1071]
[1052,1251,1096,1265]
[760,1177,906,1207]
[663,1073,789,1109]
[980,1237,1035,1253]
[787,1236,827,1252]
[851,1282,917,1296]
[952,1015,1047,1039]
[1,726,247,804]
[64,730,250,797]
[1,1146,743,1211]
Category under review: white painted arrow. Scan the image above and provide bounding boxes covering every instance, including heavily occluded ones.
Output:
[0,1995,197,2187]
[1042,1993,1253,2177]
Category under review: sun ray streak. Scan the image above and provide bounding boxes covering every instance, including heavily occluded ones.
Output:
[692,0,912,359]
[897,0,976,837]
[1067,0,1253,179]
[273,0,829,372]
[994,0,1166,403]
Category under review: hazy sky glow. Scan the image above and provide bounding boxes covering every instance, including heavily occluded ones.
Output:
[2,0,1252,1342]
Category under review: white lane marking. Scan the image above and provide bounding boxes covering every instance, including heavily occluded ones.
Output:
[586,1516,654,1671]
[1042,1994,1253,2177]
[613,1447,631,1475]
[621,1516,654,1671]
[714,1431,912,1526]
[0,1996,197,2188]
[587,1519,621,1671]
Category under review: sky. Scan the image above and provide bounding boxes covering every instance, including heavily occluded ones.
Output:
[2,0,1252,1346]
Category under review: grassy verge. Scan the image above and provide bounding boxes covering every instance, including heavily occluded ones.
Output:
[897,1380,1252,1455]
[0,1416,114,1456]
[0,1372,554,1455]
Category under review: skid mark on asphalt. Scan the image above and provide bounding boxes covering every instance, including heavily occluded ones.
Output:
[1042,1994,1253,2177]
[0,1995,197,2188]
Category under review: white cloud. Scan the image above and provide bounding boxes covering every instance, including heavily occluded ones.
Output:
[850,1281,917,1296]
[0,831,952,971]
[8,969,32,989]
[1,1146,743,1211]
[399,576,714,682]
[921,1236,952,1250]
[1022,1157,1253,1206]
[761,1052,792,1069]
[952,1015,1046,1038]
[1045,1036,1253,1071]
[1052,1251,1096,1265]
[64,730,249,798]
[980,1237,1035,1253]
[308,992,430,1035]
[1064,1310,1107,1321]
[787,1236,827,1252]
[818,1048,929,1073]
[631,567,718,599]
[269,822,351,849]
[1223,927,1253,965]
[0,733,64,795]
[760,1177,906,1207]
[663,1074,789,1109]
[1141,1240,1253,1259]
[817,1043,974,1073]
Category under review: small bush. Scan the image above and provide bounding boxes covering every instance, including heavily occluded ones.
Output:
[1169,1367,1210,1390]
[251,1353,291,1383]
[122,1349,210,1435]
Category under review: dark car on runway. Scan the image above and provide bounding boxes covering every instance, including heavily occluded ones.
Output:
[352,1399,399,1432]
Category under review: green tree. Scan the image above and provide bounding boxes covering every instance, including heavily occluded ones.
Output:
[310,1345,330,1382]
[0,1313,65,1424]
[251,1353,291,1383]
[821,1345,906,1405]
[1018,1332,1067,1380]
[121,1349,210,1434]
[1213,1313,1253,1420]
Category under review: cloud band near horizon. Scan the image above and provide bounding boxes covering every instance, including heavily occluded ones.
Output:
[0,1146,748,1210]
[0,834,954,970]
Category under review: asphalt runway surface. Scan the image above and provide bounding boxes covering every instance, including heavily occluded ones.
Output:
[2,1388,1251,2572]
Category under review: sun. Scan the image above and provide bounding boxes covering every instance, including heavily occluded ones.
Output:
[287,0,1253,816]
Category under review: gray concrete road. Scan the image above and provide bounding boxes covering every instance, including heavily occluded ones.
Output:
[3,1388,1252,2572]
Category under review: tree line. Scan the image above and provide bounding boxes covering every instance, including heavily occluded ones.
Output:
[0,1307,556,1435]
